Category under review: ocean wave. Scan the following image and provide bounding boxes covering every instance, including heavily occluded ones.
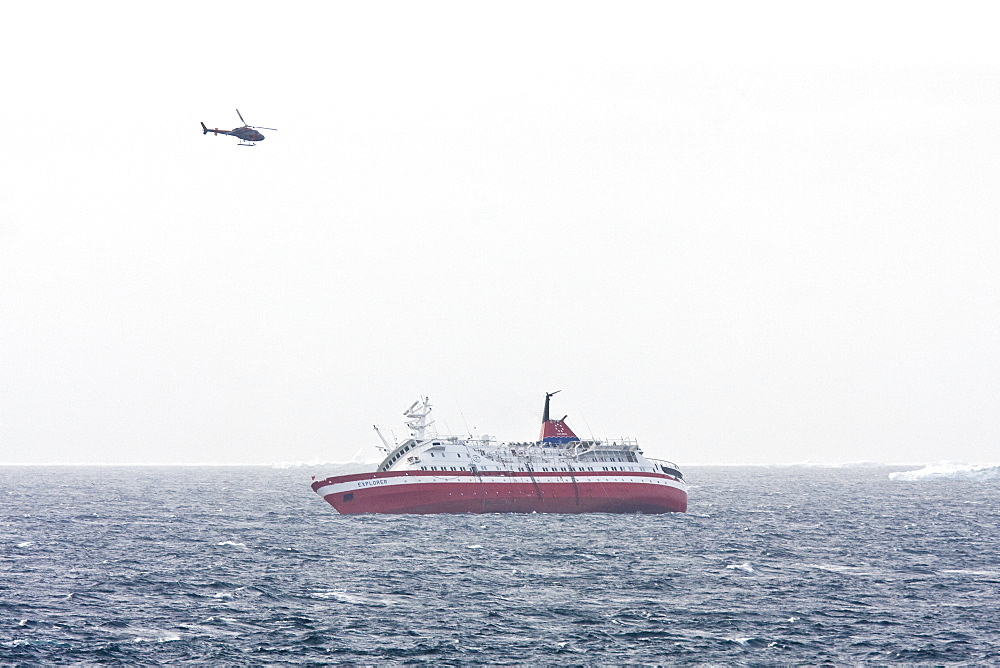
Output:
[888,463,1000,482]
[4,465,1000,664]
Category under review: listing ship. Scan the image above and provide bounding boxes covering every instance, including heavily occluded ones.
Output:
[311,392,687,514]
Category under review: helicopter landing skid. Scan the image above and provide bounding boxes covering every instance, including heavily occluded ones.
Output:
[238,142,256,147]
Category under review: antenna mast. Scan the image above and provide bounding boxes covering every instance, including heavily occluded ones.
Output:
[373,425,392,451]
[543,390,561,422]
[404,396,435,439]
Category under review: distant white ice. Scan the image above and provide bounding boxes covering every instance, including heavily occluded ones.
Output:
[888,462,1000,481]
[271,459,379,471]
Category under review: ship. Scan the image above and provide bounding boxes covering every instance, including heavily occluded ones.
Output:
[311,392,687,514]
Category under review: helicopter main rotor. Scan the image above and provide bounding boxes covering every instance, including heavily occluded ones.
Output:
[236,108,276,131]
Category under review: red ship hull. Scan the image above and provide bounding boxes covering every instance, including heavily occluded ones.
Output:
[312,470,687,514]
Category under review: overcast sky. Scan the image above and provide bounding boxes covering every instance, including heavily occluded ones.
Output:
[2,2,997,465]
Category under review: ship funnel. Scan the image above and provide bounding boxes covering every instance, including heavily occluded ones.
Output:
[539,391,578,444]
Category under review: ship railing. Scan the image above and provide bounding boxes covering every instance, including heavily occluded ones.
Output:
[649,458,684,479]
[648,457,679,468]
[571,437,639,452]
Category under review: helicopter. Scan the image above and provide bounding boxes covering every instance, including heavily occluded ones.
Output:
[201,109,276,146]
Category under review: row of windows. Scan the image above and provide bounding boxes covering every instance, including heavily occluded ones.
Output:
[385,444,466,469]
[526,466,643,472]
[384,442,416,469]
[416,466,645,473]
[425,453,634,464]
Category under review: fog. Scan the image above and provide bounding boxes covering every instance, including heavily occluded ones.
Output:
[2,2,997,466]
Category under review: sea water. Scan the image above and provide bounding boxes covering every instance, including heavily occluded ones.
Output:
[1,464,998,664]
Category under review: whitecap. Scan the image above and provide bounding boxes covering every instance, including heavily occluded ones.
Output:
[216,540,246,547]
[726,562,755,573]
[311,590,395,605]
[16,541,33,548]
[801,563,872,576]
[939,569,1000,578]
[465,544,484,550]
[130,629,182,643]
[135,635,181,643]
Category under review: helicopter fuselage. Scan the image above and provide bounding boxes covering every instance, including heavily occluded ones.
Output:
[211,127,265,142]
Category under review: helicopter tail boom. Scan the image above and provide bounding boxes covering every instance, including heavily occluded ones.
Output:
[201,122,229,137]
